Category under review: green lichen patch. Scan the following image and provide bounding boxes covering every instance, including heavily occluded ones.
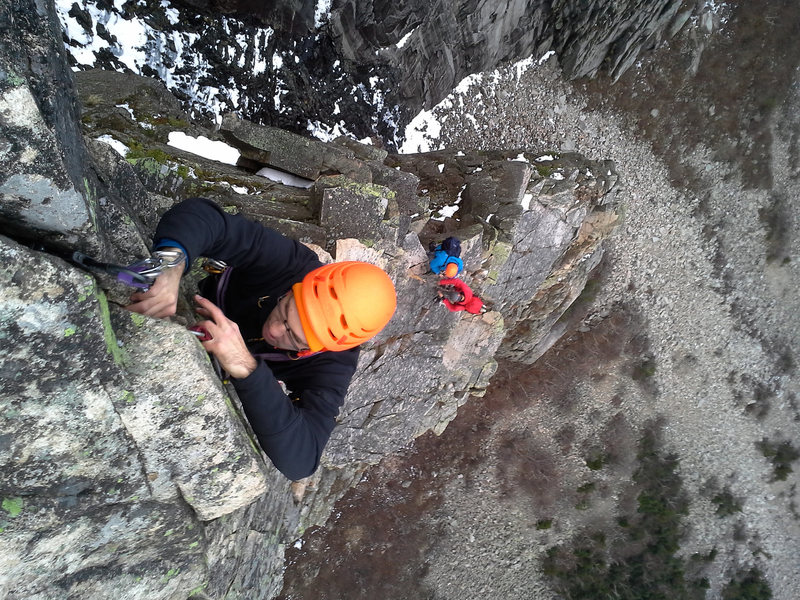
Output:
[5,71,25,87]
[130,312,146,327]
[96,287,127,366]
[127,156,168,178]
[484,241,512,283]
[63,325,77,337]
[188,581,208,597]
[161,567,180,583]
[2,497,23,518]
[125,140,171,163]
[325,175,396,200]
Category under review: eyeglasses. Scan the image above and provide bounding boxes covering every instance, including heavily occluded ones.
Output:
[276,293,309,352]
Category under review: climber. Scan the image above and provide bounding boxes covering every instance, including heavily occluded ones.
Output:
[428,236,463,278]
[436,277,486,315]
[125,197,397,481]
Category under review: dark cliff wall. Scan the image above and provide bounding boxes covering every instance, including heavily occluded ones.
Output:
[96,0,689,147]
[0,0,100,248]
[325,0,684,109]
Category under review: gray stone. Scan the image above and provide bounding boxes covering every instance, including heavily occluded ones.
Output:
[220,113,370,182]
[0,173,91,233]
[319,180,391,245]
[0,235,270,598]
[368,162,426,216]
[0,0,100,250]
[331,136,389,163]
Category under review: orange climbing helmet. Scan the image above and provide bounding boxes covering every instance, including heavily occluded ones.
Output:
[292,261,397,352]
[444,262,459,278]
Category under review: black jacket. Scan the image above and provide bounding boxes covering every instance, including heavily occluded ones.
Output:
[155,197,359,479]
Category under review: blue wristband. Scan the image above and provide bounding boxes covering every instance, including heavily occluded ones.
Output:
[154,238,190,271]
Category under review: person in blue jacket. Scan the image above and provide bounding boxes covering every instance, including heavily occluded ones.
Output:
[125,197,396,480]
[429,236,463,278]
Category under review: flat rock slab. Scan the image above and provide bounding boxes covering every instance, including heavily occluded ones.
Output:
[220,113,368,181]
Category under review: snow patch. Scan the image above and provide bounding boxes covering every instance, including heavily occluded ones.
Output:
[521,193,534,211]
[96,135,128,157]
[167,132,240,165]
[434,204,459,220]
[314,0,332,28]
[256,167,314,189]
[400,108,441,154]
[538,50,556,65]
[160,0,180,25]
[396,27,418,49]
[307,119,354,142]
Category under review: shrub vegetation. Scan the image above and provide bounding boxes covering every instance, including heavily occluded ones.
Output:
[541,422,711,599]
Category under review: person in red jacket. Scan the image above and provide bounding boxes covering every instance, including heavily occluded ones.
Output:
[436,277,486,314]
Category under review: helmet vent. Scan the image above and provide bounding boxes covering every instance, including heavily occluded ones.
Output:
[340,315,348,327]
[329,286,338,299]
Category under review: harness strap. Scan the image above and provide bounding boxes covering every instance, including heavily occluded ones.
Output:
[216,265,233,314]
[251,351,322,362]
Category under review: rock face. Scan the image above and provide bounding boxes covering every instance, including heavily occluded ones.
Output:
[1,5,618,599]
[325,0,684,108]
[0,0,101,250]
[57,0,688,148]
[389,150,618,363]
[0,236,268,598]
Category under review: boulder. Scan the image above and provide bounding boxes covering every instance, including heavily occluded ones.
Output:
[317,176,392,246]
[0,235,268,598]
[220,113,371,182]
